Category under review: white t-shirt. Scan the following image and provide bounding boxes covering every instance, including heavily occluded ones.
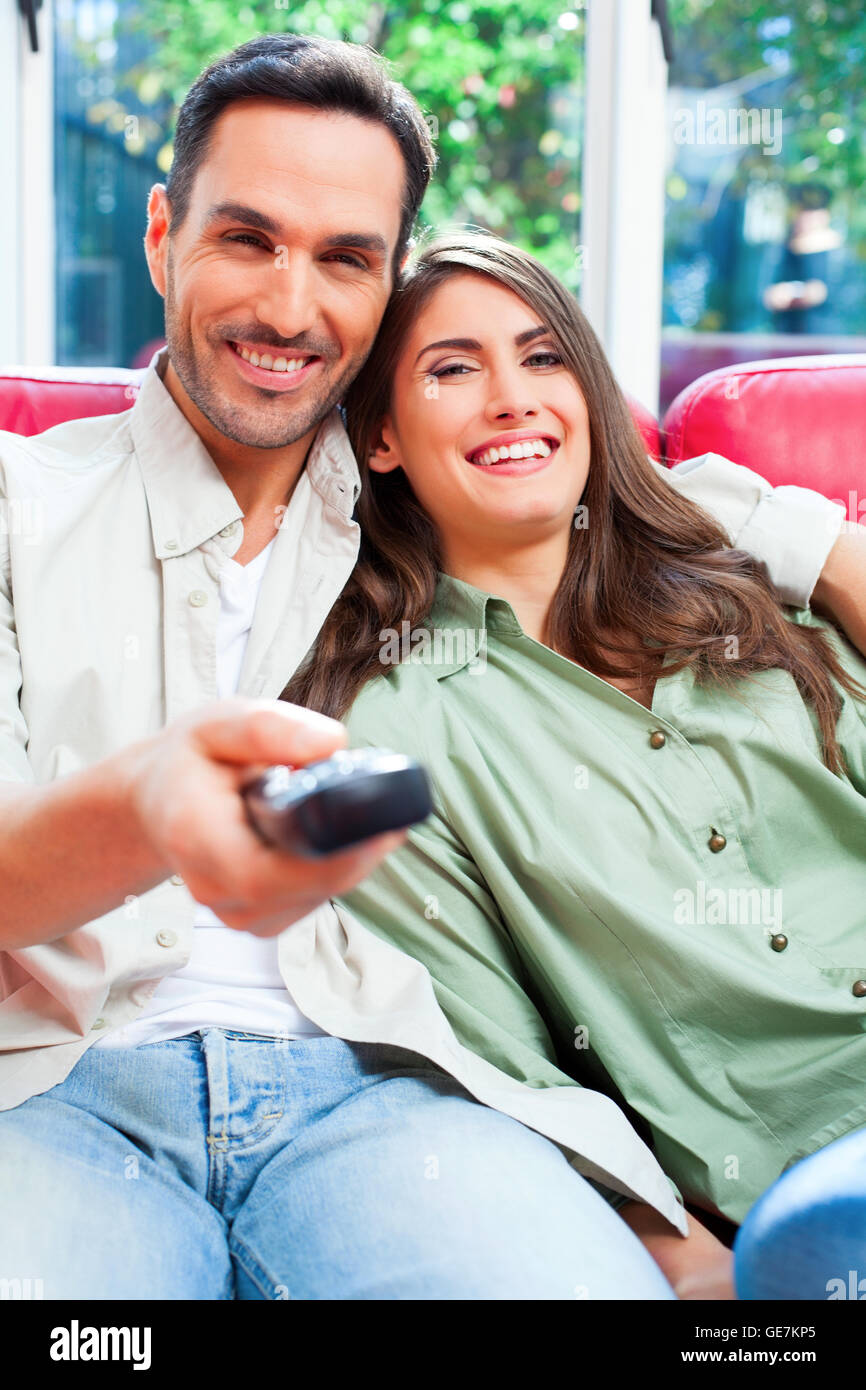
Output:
[94,534,327,1046]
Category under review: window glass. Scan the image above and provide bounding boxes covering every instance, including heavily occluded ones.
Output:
[54,1,586,366]
[663,1,866,412]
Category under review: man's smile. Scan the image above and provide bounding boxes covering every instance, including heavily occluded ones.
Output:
[226,339,324,391]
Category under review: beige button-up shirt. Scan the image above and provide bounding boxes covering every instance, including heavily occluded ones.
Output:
[0,348,845,1233]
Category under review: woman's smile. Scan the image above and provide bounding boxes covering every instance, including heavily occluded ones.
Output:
[464,432,560,474]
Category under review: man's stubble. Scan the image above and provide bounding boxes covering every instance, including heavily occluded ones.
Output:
[162,243,375,450]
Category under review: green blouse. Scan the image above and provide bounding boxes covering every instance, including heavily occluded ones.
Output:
[337,572,866,1224]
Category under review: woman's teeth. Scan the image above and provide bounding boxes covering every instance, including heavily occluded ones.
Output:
[471,438,554,467]
[234,345,312,373]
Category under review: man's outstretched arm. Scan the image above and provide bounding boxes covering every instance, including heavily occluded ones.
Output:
[811,521,866,656]
[0,699,406,951]
[657,452,866,655]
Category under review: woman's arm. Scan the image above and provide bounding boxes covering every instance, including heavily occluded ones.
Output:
[618,1200,736,1300]
[810,522,866,657]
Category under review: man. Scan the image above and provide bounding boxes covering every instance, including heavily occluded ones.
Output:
[0,33,861,1301]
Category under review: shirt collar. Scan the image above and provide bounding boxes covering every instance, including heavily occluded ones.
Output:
[423,571,523,679]
[129,347,361,561]
[426,570,696,696]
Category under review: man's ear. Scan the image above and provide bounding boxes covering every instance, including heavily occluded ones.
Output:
[144,184,172,299]
[368,418,402,474]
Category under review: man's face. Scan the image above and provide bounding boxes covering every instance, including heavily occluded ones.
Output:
[145,100,407,450]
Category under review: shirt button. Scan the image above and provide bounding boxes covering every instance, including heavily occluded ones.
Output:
[188,590,209,607]
[170,873,185,886]
[649,730,666,749]
[770,934,788,952]
[853,981,866,998]
[164,540,178,551]
[91,1017,106,1030]
[156,929,178,948]
[708,832,727,852]
[219,521,240,538]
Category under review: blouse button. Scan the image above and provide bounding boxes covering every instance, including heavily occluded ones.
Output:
[708,832,727,853]
[770,934,788,952]
[188,590,208,607]
[648,730,666,749]
[156,929,178,948]
[853,981,866,998]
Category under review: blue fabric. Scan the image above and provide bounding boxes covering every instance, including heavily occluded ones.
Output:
[0,1030,675,1300]
[734,1128,866,1300]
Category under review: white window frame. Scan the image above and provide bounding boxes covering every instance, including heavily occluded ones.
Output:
[581,0,669,414]
[1,0,55,366]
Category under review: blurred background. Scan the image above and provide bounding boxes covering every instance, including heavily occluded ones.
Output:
[3,0,865,416]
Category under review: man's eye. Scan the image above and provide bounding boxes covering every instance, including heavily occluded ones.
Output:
[225,233,268,249]
[325,253,367,269]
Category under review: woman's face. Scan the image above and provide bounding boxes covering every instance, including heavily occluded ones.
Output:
[368,272,591,562]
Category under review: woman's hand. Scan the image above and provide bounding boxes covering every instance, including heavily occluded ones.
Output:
[812,521,866,659]
[618,1199,737,1300]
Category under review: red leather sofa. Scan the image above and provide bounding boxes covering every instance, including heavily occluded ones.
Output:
[1,357,864,523]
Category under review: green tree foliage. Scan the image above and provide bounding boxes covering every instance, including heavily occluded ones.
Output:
[121,1,587,289]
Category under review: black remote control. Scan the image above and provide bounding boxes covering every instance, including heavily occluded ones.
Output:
[240,748,433,858]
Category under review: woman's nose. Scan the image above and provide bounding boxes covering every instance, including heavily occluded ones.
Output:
[483,367,541,421]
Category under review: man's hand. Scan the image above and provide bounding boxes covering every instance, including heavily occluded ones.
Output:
[812,520,866,659]
[128,696,407,937]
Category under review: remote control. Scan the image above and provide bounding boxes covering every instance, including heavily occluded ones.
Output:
[240,747,433,857]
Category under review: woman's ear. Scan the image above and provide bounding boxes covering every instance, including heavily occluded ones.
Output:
[367,419,402,475]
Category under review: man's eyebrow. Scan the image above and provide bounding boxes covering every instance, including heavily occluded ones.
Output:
[203,202,282,235]
[202,202,389,257]
[414,324,550,366]
[320,232,389,257]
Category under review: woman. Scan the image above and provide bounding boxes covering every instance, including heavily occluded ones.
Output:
[280,229,866,1293]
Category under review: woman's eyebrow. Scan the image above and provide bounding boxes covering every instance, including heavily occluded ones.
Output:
[414,324,549,366]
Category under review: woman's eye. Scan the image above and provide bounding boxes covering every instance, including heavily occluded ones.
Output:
[430,362,474,378]
[526,351,563,366]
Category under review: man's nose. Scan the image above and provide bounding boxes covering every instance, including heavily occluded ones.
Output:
[252,251,320,343]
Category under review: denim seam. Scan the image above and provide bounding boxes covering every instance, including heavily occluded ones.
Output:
[229,1231,284,1301]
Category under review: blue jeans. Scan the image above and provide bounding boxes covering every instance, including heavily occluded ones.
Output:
[734,1127,866,1300]
[0,1029,674,1300]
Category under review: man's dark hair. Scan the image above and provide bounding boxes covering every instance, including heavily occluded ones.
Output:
[165,32,437,284]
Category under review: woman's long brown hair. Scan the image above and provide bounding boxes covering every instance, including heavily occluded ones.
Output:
[281,228,864,773]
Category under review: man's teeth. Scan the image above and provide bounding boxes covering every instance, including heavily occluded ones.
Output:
[471,439,554,466]
[235,345,312,373]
